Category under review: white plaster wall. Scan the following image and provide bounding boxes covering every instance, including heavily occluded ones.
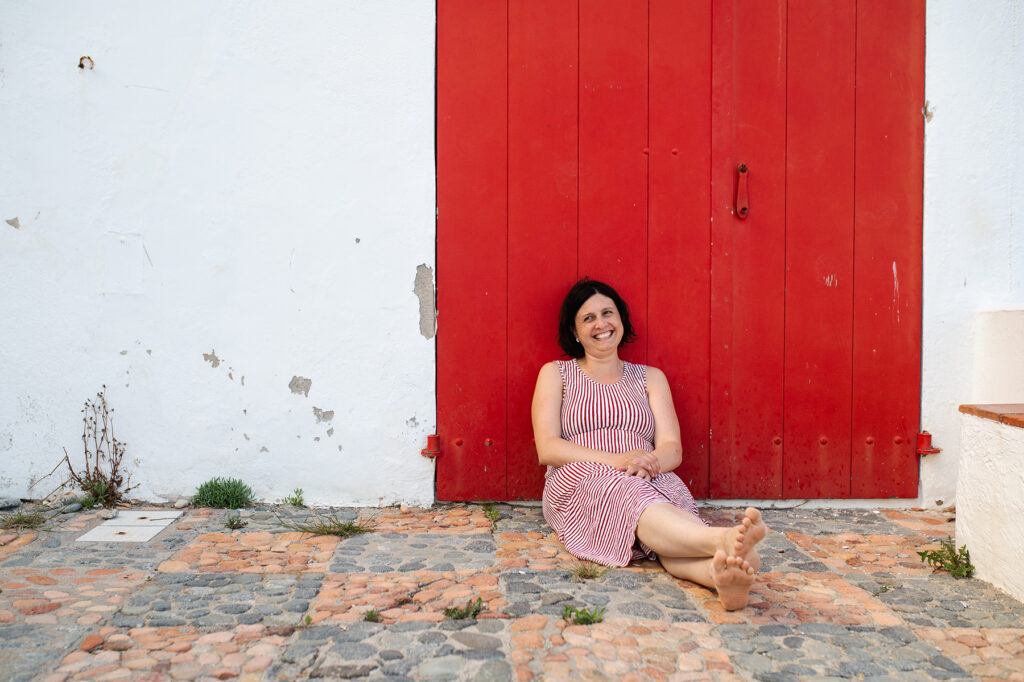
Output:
[0,2,437,505]
[921,1,1024,507]
[972,311,1024,402]
[956,413,1024,602]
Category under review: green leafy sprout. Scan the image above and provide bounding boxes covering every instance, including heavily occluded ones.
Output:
[918,538,975,579]
[563,604,606,625]
[443,597,485,620]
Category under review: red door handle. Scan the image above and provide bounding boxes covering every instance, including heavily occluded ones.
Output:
[736,163,749,219]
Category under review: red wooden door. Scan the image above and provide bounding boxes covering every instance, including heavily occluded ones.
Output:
[437,0,923,502]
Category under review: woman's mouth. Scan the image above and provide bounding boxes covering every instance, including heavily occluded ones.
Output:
[593,330,615,340]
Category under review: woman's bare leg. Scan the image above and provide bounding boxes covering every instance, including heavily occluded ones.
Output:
[659,551,756,611]
[636,504,767,561]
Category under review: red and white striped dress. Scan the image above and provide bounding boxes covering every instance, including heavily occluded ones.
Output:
[542,359,704,566]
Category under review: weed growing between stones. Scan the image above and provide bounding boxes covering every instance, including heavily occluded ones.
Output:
[481,503,500,532]
[918,537,975,578]
[278,510,373,538]
[61,386,135,508]
[192,477,255,509]
[0,510,48,531]
[568,560,608,582]
[563,605,605,625]
[224,513,248,530]
[443,597,484,620]
[282,488,305,507]
[364,608,382,623]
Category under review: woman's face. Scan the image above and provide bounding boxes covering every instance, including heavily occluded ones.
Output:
[574,293,623,356]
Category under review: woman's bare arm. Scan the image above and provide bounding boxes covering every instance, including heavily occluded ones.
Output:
[531,362,630,469]
[646,366,683,473]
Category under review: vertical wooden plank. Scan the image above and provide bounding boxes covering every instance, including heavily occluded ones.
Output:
[578,0,649,364]
[851,0,924,498]
[782,0,856,498]
[648,0,712,497]
[710,0,787,498]
[506,0,578,499]
[436,0,508,500]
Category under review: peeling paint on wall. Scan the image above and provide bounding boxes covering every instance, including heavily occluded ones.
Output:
[414,264,436,340]
[5,217,20,229]
[313,407,334,423]
[202,350,221,368]
[289,376,312,396]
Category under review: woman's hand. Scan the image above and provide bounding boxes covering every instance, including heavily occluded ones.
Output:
[615,449,661,481]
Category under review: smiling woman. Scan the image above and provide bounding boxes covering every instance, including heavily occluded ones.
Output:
[532,278,768,611]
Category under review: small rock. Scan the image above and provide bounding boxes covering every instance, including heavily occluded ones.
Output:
[210,668,239,680]
[80,635,104,652]
[174,498,189,509]
[104,634,134,651]
[61,502,83,514]
[0,497,20,510]
[99,509,118,520]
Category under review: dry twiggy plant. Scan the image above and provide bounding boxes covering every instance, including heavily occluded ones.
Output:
[62,386,135,507]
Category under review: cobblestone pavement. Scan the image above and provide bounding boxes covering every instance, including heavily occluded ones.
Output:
[2,504,1023,681]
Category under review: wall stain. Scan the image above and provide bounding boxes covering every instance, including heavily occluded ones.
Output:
[414,264,436,340]
[289,376,312,396]
[203,350,221,368]
[259,446,269,453]
[5,217,19,229]
[313,407,335,423]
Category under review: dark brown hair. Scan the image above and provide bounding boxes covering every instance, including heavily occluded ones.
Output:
[557,278,636,358]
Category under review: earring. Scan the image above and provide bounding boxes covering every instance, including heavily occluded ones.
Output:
[574,337,579,343]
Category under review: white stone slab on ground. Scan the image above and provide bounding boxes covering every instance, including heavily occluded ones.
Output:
[75,510,182,542]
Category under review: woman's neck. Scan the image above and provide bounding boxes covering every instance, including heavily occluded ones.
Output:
[578,353,623,382]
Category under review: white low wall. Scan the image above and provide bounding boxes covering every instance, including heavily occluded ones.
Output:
[0,1,437,506]
[956,411,1024,602]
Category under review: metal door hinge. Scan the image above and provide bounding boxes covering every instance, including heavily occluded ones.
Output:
[421,434,441,459]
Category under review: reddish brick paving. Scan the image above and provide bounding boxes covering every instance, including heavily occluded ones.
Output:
[311,568,508,624]
[157,531,339,574]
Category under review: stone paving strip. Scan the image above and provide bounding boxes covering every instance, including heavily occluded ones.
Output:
[0,566,146,626]
[3,502,1024,681]
[40,623,291,681]
[157,531,340,574]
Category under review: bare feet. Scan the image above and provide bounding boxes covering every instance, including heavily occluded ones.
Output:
[711,549,755,611]
[723,507,768,560]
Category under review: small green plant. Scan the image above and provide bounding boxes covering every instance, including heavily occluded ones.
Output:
[1,510,48,531]
[278,510,373,538]
[481,503,500,532]
[79,478,109,509]
[918,538,975,579]
[224,513,248,530]
[192,477,255,509]
[282,488,305,507]
[568,560,607,582]
[62,386,135,508]
[563,605,606,625]
[364,608,382,623]
[304,615,312,626]
[443,597,484,620]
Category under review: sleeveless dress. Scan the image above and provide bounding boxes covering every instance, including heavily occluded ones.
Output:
[542,359,705,567]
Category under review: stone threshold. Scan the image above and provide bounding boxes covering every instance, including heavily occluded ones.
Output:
[958,403,1024,428]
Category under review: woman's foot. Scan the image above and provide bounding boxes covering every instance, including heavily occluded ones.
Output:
[723,507,768,559]
[711,549,755,611]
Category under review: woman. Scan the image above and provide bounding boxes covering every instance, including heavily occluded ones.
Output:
[532,278,767,610]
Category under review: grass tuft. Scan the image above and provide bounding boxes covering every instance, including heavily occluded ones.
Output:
[563,604,605,625]
[364,608,382,623]
[918,537,975,579]
[443,597,484,620]
[278,510,373,538]
[0,510,48,531]
[481,503,500,532]
[568,560,607,582]
[192,477,255,509]
[224,513,248,530]
[282,488,305,507]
